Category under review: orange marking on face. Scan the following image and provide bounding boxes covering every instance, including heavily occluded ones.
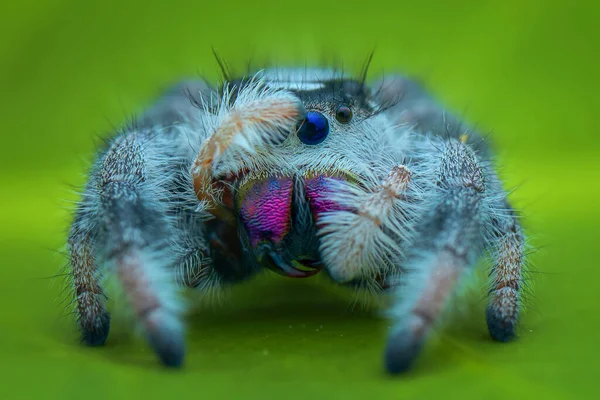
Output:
[190,93,304,213]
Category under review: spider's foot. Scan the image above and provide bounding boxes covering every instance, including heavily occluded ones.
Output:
[383,325,424,374]
[80,312,111,347]
[150,337,185,368]
[145,315,185,368]
[486,306,517,342]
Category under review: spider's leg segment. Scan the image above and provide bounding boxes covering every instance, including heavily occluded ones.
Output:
[68,219,110,346]
[314,165,413,283]
[68,80,222,367]
[375,74,526,371]
[85,131,187,367]
[191,79,305,211]
[384,139,491,374]
[486,202,525,342]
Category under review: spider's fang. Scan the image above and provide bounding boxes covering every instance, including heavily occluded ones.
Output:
[265,251,321,278]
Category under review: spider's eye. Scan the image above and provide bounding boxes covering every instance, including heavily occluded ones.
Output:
[335,104,353,124]
[297,111,329,145]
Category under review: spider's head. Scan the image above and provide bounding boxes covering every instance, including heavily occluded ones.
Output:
[194,68,399,278]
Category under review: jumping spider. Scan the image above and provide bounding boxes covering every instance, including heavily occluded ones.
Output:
[67,66,526,373]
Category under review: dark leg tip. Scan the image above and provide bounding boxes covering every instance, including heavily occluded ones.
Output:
[486,307,517,342]
[80,312,111,347]
[157,346,185,368]
[148,331,186,368]
[384,329,424,375]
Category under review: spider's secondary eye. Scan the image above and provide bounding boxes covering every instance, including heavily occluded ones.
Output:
[297,111,329,145]
[335,104,353,124]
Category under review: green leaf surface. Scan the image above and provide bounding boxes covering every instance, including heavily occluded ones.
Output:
[1,1,598,399]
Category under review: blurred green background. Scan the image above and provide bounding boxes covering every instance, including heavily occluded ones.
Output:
[1,0,599,398]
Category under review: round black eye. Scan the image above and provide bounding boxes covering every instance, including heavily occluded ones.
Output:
[335,104,353,124]
[297,111,329,145]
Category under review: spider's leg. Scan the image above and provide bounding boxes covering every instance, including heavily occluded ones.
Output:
[94,131,190,367]
[485,202,525,342]
[68,213,110,346]
[384,138,491,374]
[67,80,216,367]
[69,132,186,366]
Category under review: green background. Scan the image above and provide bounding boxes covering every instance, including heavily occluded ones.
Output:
[1,0,599,398]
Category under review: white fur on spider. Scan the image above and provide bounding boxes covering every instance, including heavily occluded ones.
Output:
[64,67,529,371]
[317,165,414,283]
[191,75,305,207]
[196,75,303,162]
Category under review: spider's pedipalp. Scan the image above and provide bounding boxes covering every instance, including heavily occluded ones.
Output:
[317,165,414,283]
[191,77,305,210]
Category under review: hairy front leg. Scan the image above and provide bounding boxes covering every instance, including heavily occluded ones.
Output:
[67,79,215,366]
[82,132,188,366]
[384,138,490,374]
